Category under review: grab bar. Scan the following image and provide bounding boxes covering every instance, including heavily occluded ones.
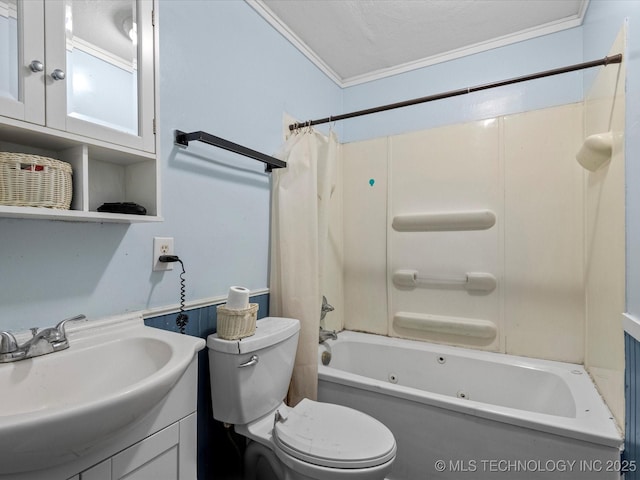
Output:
[393,270,497,292]
[175,130,287,172]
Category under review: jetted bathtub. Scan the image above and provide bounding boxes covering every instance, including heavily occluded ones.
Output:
[317,331,624,480]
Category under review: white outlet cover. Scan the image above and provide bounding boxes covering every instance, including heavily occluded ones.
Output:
[153,237,174,271]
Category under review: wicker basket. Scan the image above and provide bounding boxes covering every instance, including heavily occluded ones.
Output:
[216,303,259,340]
[0,152,72,209]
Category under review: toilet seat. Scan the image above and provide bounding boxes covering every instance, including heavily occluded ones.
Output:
[273,399,396,469]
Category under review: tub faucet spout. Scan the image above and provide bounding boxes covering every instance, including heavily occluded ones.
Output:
[319,327,337,344]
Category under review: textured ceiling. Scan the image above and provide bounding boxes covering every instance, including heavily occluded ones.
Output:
[250,0,588,86]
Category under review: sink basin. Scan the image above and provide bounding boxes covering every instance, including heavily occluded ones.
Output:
[0,313,205,473]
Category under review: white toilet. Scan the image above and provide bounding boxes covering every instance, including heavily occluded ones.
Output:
[207,317,396,480]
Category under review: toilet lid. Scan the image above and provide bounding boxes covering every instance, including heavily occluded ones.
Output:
[273,399,396,469]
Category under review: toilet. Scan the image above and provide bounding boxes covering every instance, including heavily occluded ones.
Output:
[207,317,397,480]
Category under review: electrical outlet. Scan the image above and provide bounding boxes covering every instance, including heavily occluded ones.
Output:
[153,237,174,271]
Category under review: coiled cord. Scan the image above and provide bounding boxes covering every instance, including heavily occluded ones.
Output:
[175,259,188,334]
[158,255,189,334]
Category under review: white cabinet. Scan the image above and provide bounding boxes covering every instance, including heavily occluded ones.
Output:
[4,351,200,480]
[77,415,197,480]
[0,0,159,222]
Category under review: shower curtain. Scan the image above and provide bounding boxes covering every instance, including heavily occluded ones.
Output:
[269,128,337,406]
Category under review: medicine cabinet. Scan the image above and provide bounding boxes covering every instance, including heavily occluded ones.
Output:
[0,0,160,223]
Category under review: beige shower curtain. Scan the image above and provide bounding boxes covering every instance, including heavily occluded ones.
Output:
[269,128,337,406]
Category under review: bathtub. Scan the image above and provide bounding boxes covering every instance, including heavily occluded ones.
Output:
[317,331,623,480]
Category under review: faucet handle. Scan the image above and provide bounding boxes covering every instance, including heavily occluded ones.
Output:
[320,296,334,321]
[54,314,87,339]
[0,331,18,354]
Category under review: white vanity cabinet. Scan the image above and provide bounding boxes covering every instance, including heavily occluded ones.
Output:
[0,0,160,222]
[48,354,200,480]
[74,414,197,480]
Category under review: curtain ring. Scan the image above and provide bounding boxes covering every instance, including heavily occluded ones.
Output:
[293,121,304,134]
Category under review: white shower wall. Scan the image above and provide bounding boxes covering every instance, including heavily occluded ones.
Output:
[390,120,503,351]
[583,27,626,427]
[341,103,586,362]
[503,106,586,361]
[341,137,389,335]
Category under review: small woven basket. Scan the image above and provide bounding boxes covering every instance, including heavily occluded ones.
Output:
[0,152,73,209]
[216,303,259,340]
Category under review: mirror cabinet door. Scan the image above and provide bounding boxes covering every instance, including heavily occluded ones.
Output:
[0,0,45,123]
[0,0,19,108]
[65,0,139,136]
[45,0,154,152]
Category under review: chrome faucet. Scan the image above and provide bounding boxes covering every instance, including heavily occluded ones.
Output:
[0,331,21,362]
[319,327,337,344]
[0,314,87,363]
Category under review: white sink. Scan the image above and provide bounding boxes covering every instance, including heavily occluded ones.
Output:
[0,313,205,473]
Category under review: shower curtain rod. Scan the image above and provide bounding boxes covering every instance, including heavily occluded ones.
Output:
[289,54,623,131]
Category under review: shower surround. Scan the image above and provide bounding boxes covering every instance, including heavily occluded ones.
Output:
[322,28,626,431]
[342,103,585,356]
[337,63,625,429]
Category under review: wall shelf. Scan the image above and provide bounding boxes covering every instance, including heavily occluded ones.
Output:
[0,205,162,223]
[0,118,160,223]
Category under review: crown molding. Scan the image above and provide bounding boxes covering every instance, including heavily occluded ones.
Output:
[246,0,343,86]
[247,0,589,89]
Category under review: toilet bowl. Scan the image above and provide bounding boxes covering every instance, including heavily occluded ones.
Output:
[208,317,396,480]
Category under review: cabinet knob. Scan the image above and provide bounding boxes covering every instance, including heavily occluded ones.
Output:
[51,69,66,81]
[29,60,44,73]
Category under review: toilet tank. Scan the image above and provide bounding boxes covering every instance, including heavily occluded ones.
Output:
[207,317,300,425]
